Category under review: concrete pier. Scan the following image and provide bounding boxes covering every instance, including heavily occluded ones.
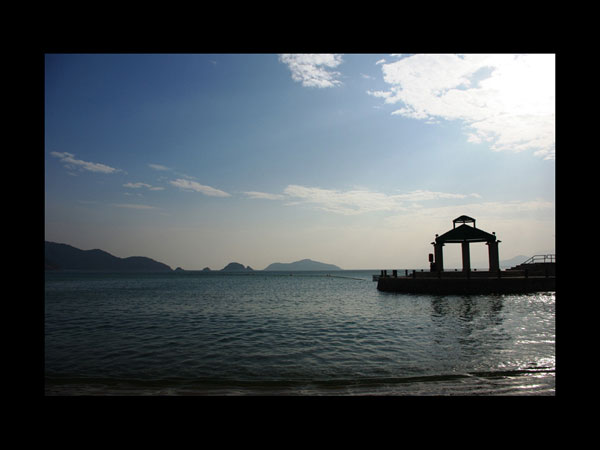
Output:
[376,216,555,295]
[377,272,555,294]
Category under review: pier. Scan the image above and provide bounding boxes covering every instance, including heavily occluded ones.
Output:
[377,216,555,294]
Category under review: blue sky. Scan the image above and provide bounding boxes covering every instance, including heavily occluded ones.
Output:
[45,54,555,270]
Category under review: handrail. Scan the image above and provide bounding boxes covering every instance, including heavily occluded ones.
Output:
[521,254,555,265]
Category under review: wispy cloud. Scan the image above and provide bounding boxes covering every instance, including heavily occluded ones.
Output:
[245,184,481,215]
[283,185,399,215]
[148,163,170,171]
[243,191,285,200]
[368,54,555,159]
[384,199,554,228]
[51,151,122,173]
[279,54,344,88]
[123,182,164,191]
[169,178,231,197]
[393,190,481,202]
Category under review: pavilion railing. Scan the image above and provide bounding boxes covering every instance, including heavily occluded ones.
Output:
[520,254,555,265]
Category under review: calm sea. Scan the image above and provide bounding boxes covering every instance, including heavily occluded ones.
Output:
[44,270,555,395]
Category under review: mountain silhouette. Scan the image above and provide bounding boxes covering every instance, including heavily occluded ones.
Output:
[220,262,253,272]
[264,259,341,271]
[44,241,172,272]
[499,255,530,268]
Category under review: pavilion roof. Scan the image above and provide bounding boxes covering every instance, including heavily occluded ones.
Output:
[435,223,496,243]
[453,215,476,225]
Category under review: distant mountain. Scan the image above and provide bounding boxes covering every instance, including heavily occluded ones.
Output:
[221,262,253,272]
[45,241,172,272]
[500,255,530,269]
[264,259,341,271]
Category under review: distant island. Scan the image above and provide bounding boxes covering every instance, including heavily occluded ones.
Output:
[264,259,341,271]
[45,241,172,272]
[221,262,253,272]
[500,255,530,269]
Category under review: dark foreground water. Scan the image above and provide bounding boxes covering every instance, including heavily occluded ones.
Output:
[45,270,555,395]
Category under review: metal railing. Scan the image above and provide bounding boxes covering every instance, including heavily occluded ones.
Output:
[520,254,555,265]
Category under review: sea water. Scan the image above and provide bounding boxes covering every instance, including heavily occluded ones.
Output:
[44,270,555,395]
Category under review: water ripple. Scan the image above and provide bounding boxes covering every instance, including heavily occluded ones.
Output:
[45,272,555,394]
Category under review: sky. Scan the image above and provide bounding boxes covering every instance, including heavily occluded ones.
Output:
[44,53,555,270]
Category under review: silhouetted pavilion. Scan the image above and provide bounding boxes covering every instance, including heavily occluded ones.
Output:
[431,216,500,272]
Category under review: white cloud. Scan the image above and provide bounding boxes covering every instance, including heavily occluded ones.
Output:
[394,190,481,202]
[368,54,555,159]
[243,191,285,200]
[243,184,480,215]
[283,184,396,215]
[50,151,122,173]
[169,178,231,197]
[148,163,170,171]
[389,199,553,221]
[123,182,164,191]
[282,184,480,215]
[279,54,343,88]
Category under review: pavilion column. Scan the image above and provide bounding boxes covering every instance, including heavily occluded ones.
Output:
[434,242,444,272]
[461,241,471,272]
[487,240,500,272]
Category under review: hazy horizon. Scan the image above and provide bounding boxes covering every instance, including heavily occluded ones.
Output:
[44,239,538,272]
[45,54,555,270]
